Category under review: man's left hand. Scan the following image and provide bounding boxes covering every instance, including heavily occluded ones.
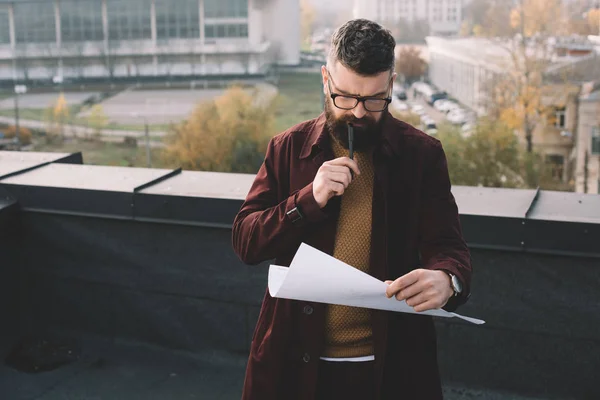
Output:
[385,269,453,312]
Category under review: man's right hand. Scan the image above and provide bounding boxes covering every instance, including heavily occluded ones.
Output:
[312,157,360,208]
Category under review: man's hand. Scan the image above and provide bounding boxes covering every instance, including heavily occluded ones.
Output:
[385,269,453,312]
[313,157,360,208]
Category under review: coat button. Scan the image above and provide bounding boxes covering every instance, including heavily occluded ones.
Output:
[303,353,310,363]
[303,305,313,315]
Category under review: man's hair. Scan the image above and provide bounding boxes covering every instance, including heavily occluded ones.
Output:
[328,19,396,76]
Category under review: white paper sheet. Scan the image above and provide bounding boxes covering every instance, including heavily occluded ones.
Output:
[268,243,485,325]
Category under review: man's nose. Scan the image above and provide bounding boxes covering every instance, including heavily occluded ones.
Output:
[352,102,367,119]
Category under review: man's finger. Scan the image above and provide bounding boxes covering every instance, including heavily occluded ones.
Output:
[385,270,421,298]
[328,171,351,188]
[413,299,441,313]
[396,282,423,305]
[329,157,360,176]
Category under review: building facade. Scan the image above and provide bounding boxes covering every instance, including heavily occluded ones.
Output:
[353,0,466,36]
[0,0,300,83]
[426,36,505,115]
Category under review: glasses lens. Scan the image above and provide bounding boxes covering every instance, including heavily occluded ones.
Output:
[364,99,389,112]
[333,96,359,110]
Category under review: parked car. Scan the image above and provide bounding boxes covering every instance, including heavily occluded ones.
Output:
[447,109,468,125]
[434,99,460,114]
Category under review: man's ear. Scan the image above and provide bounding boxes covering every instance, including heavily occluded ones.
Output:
[321,65,328,96]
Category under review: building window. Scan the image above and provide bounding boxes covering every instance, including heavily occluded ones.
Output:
[447,7,458,22]
[555,108,566,129]
[14,2,56,43]
[592,126,600,155]
[204,0,248,39]
[107,0,152,41]
[61,1,104,42]
[205,24,248,39]
[156,0,200,39]
[0,9,9,44]
[546,154,565,181]
[204,0,248,18]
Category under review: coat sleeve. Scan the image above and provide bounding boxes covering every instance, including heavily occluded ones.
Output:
[232,137,329,265]
[418,140,472,311]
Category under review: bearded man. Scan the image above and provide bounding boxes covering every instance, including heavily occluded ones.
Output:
[232,18,472,400]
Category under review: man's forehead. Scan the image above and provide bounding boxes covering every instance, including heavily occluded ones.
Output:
[330,62,390,96]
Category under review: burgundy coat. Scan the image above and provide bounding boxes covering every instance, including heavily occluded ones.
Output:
[232,112,472,400]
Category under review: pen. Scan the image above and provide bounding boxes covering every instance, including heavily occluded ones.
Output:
[347,123,354,160]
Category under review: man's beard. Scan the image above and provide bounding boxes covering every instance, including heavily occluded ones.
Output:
[324,99,385,151]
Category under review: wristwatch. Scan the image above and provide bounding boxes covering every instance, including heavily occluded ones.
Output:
[447,272,463,297]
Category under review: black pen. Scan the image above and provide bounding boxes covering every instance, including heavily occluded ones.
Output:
[347,123,354,160]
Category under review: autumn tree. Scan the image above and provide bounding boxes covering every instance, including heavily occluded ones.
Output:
[461,0,514,37]
[395,47,427,84]
[162,86,274,173]
[44,93,71,139]
[471,0,568,153]
[3,125,33,145]
[436,119,525,188]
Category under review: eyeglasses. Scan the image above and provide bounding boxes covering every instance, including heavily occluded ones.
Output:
[326,70,392,112]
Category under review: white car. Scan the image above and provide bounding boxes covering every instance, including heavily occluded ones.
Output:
[447,110,467,125]
[433,99,450,112]
[433,99,460,113]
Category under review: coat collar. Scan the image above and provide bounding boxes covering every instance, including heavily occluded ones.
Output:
[299,111,403,160]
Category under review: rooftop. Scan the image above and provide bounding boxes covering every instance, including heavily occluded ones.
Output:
[1,150,599,399]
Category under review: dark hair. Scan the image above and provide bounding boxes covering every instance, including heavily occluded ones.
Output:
[329,19,396,76]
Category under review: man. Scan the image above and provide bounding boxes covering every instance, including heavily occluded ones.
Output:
[232,19,472,400]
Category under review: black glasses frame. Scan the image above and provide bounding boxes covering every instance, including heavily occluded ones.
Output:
[326,70,393,112]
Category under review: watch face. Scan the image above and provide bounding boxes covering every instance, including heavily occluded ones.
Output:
[452,274,463,293]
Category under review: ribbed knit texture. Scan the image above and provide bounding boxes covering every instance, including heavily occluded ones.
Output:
[322,135,375,358]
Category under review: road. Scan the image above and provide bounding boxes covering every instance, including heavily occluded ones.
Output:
[0,116,167,139]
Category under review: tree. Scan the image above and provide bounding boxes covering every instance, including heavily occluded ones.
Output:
[3,125,33,145]
[162,86,274,173]
[477,0,567,153]
[509,0,567,37]
[300,0,316,51]
[436,119,525,188]
[395,47,427,84]
[45,93,71,139]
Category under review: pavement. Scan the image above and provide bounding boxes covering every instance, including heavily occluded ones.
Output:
[76,84,278,125]
[1,333,552,400]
